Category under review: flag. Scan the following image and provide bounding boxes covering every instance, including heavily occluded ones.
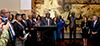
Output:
[0,15,15,41]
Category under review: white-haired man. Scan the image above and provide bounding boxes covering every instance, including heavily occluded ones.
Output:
[90,16,100,46]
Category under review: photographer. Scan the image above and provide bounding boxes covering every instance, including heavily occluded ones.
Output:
[0,22,9,46]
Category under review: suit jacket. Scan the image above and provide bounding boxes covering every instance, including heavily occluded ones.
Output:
[14,22,24,38]
[40,17,54,26]
[26,19,35,31]
[81,21,90,32]
[90,20,100,36]
[20,20,28,28]
[60,19,65,28]
[20,20,29,33]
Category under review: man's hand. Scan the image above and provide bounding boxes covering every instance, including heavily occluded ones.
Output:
[94,32,97,34]
[60,27,63,31]
[2,22,9,30]
[0,23,4,34]
[26,28,29,30]
[29,34,31,37]
[92,32,97,34]
[47,25,51,26]
[31,28,34,30]
[92,32,95,34]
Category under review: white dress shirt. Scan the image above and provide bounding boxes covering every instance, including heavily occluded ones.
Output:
[22,20,27,26]
[33,18,36,22]
[93,20,97,27]
[29,19,32,23]
[46,18,50,25]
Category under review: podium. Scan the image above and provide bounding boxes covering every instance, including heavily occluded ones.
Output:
[35,26,57,45]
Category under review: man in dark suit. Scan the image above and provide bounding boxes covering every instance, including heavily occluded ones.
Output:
[32,14,36,22]
[40,12,54,26]
[90,16,100,46]
[27,15,36,46]
[67,12,82,44]
[20,14,29,46]
[40,12,54,46]
[21,14,29,33]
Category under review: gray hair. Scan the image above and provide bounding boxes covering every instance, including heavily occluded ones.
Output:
[93,15,98,19]
[0,8,8,15]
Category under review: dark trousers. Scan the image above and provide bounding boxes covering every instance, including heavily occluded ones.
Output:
[61,28,64,42]
[30,30,37,46]
[92,34,100,46]
[25,36,31,46]
[70,28,76,43]
[7,36,15,46]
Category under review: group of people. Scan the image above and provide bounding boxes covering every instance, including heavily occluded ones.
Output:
[0,8,65,46]
[67,12,100,46]
[0,8,100,46]
[81,16,100,46]
[81,15,100,46]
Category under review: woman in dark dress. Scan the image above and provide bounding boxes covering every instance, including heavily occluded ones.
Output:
[81,17,90,46]
[14,14,25,46]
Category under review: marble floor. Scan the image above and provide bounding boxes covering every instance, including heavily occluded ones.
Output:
[60,27,82,39]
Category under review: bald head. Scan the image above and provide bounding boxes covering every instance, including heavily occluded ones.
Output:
[0,8,10,18]
[33,14,36,18]
[59,15,62,19]
[0,8,8,14]
[45,12,50,18]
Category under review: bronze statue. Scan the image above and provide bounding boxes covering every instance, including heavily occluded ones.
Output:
[67,12,82,44]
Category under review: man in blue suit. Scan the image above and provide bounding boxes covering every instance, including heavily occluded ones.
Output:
[59,16,65,42]
[90,16,100,46]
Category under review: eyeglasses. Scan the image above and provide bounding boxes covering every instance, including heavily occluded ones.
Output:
[3,12,10,14]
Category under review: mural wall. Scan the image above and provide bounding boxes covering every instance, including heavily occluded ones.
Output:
[32,0,100,25]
